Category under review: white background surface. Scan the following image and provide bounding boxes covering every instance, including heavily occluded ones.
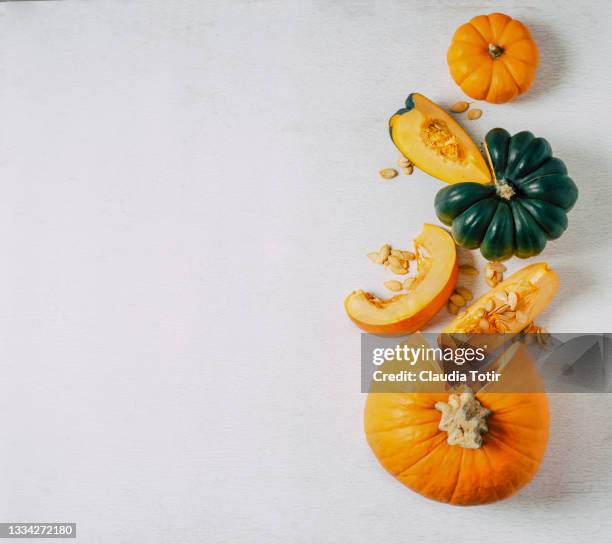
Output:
[0,0,611,542]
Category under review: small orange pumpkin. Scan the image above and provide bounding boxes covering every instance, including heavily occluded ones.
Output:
[364,343,549,505]
[447,13,539,104]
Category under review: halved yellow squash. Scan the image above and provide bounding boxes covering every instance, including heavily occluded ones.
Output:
[389,93,491,184]
[345,224,458,334]
[441,262,558,351]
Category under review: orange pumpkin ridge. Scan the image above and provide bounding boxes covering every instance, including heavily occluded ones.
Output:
[448,13,539,104]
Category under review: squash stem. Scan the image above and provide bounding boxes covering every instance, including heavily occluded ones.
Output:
[435,389,491,449]
[488,44,504,59]
[496,182,515,200]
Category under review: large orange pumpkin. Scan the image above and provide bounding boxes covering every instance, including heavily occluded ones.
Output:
[447,13,539,104]
[364,342,549,505]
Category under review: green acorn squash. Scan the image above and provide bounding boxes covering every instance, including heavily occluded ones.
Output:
[434,128,578,261]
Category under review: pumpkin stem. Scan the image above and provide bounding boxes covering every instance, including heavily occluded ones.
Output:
[488,43,504,59]
[435,389,491,449]
[497,181,515,200]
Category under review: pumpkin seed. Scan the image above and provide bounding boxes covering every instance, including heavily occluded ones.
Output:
[389,265,408,275]
[484,299,495,312]
[384,280,403,292]
[387,255,403,268]
[458,264,479,276]
[450,101,470,113]
[485,277,497,288]
[378,244,391,262]
[485,266,495,279]
[367,252,384,264]
[447,302,459,314]
[402,251,416,261]
[467,108,482,120]
[450,293,466,307]
[379,168,398,179]
[403,165,414,175]
[479,318,490,331]
[390,249,403,257]
[507,291,518,311]
[397,156,412,168]
[456,287,473,301]
[488,262,507,273]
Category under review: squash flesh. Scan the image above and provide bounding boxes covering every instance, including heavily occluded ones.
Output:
[389,93,491,184]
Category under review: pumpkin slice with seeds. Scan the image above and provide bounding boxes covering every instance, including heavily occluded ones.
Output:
[441,262,558,351]
[345,224,458,335]
[389,93,491,184]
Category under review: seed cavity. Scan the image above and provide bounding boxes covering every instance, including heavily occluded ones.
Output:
[420,119,464,163]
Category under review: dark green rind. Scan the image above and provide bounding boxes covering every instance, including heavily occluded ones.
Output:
[505,131,535,179]
[517,174,578,211]
[510,200,547,258]
[484,128,511,181]
[434,183,496,225]
[480,202,515,261]
[396,93,416,116]
[509,137,552,180]
[519,199,568,240]
[518,157,568,181]
[451,199,498,249]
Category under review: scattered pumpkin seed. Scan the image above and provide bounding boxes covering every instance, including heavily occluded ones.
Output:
[367,252,383,264]
[447,302,459,314]
[397,156,411,168]
[450,101,470,113]
[467,108,482,120]
[379,168,398,179]
[485,277,497,288]
[378,244,391,262]
[455,286,473,301]
[388,264,408,275]
[384,280,403,292]
[488,262,507,273]
[387,255,402,267]
[450,293,466,307]
[458,264,479,276]
[403,165,414,175]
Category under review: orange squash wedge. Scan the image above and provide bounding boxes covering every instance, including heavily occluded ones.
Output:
[389,93,491,184]
[345,224,458,334]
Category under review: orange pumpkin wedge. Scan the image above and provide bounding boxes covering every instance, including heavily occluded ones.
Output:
[345,224,458,334]
[389,93,491,184]
[445,262,557,333]
[440,262,557,352]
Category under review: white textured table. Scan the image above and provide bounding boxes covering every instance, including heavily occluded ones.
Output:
[0,1,611,542]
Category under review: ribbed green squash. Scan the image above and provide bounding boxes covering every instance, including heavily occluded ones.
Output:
[435,128,578,261]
